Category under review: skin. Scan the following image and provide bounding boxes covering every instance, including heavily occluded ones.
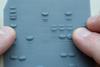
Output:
[72,15,100,66]
[0,26,16,55]
[0,15,100,67]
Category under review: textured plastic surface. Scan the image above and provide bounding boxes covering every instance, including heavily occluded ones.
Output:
[4,0,95,67]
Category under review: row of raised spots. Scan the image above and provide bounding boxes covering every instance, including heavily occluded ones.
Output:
[9,7,73,16]
[10,25,72,40]
[10,56,26,61]
[10,24,73,31]
[9,53,76,61]
[36,64,77,67]
[41,11,72,16]
[9,7,72,20]
[51,25,73,32]
[59,34,72,40]
[60,53,76,57]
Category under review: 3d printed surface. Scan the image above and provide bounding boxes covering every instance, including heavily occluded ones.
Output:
[4,0,95,67]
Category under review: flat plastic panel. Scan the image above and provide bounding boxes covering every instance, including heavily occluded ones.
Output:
[4,0,95,67]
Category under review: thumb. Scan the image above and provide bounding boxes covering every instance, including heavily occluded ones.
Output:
[0,26,16,55]
[72,27,100,64]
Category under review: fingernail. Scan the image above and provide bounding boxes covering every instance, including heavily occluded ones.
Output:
[87,16,99,23]
[74,28,91,38]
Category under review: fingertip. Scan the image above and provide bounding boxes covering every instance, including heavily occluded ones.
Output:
[2,26,16,37]
[72,27,91,40]
[86,15,100,32]
[72,27,93,57]
[0,26,16,55]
